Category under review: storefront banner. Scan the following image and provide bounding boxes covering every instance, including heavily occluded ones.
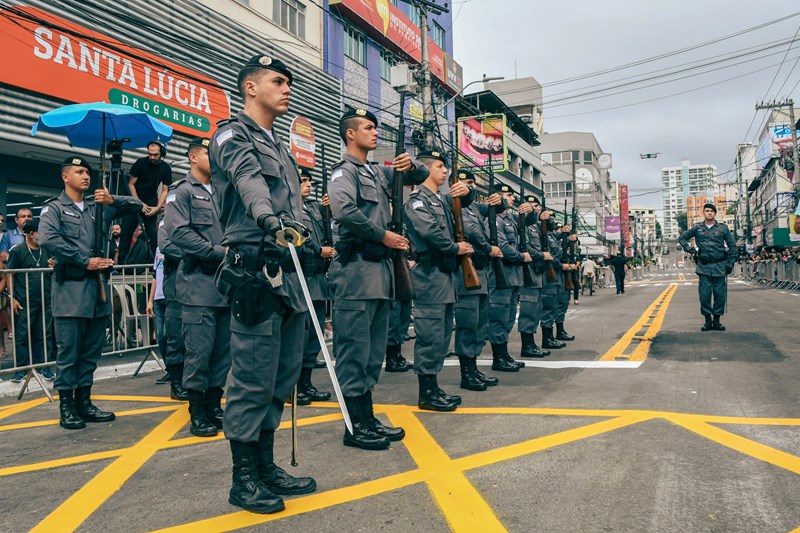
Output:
[0,6,229,136]
[619,185,630,247]
[290,116,316,168]
[604,216,621,241]
[457,114,508,172]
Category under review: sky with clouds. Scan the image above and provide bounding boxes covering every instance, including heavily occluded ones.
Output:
[452,0,800,213]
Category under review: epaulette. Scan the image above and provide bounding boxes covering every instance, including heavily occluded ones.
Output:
[43,196,58,204]
[168,178,185,190]
[331,160,346,170]
[216,118,233,127]
[408,189,420,197]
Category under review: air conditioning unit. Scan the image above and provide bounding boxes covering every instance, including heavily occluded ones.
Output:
[391,64,419,94]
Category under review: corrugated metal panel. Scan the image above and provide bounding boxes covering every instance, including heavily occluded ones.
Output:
[0,0,343,180]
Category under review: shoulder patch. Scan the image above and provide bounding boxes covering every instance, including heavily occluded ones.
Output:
[166,193,177,204]
[411,200,424,210]
[331,169,343,182]
[40,206,50,215]
[216,129,234,146]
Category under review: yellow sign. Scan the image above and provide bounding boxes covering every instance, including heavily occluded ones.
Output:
[409,102,424,121]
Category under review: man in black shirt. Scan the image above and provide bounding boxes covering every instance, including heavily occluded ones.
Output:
[609,250,628,295]
[118,141,172,263]
[5,219,56,382]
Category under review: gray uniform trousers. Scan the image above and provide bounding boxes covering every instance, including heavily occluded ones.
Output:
[388,299,412,346]
[413,302,454,375]
[698,274,727,316]
[164,299,184,366]
[181,305,231,391]
[555,284,570,324]
[333,298,390,396]
[223,311,305,443]
[54,317,106,390]
[488,284,519,344]
[303,299,327,368]
[454,268,489,357]
[518,287,543,334]
[539,280,559,328]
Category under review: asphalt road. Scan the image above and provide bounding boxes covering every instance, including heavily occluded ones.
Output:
[1,267,798,533]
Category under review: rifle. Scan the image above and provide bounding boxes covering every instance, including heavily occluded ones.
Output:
[570,206,581,290]
[390,92,414,300]
[540,195,558,282]
[563,199,574,290]
[320,144,333,272]
[449,141,481,291]
[487,156,510,289]
[518,181,536,288]
[94,147,108,304]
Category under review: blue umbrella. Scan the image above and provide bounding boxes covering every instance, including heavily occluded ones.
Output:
[31,101,172,149]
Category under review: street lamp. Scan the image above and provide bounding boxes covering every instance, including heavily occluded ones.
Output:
[442,74,505,110]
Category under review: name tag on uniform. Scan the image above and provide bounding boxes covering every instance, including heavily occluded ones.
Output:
[254,136,268,145]
[63,210,80,219]
[192,194,210,202]
[430,202,440,207]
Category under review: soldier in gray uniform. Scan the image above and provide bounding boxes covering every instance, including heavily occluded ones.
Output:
[488,185,532,371]
[539,214,566,349]
[328,108,428,449]
[156,216,188,401]
[678,203,737,331]
[164,137,231,438]
[210,55,316,514]
[385,298,412,372]
[39,156,142,430]
[404,150,473,410]
[453,170,503,390]
[296,167,333,403]
[518,195,551,358]
[554,224,577,342]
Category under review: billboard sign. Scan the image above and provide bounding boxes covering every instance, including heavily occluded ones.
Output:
[457,114,508,172]
[619,185,630,247]
[289,116,316,168]
[604,216,621,241]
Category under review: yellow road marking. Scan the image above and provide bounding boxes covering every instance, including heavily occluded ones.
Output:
[599,284,676,362]
[389,408,507,532]
[628,284,678,362]
[31,408,189,533]
[0,397,49,420]
[0,446,138,477]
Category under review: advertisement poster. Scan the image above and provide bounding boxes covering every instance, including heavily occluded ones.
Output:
[604,216,621,241]
[620,185,630,248]
[457,114,508,172]
[290,116,316,168]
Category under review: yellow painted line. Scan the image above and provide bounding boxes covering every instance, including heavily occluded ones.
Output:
[455,414,654,471]
[0,397,49,420]
[32,408,189,533]
[0,404,181,433]
[0,446,137,477]
[668,416,800,475]
[628,284,678,362]
[91,394,184,403]
[388,408,507,532]
[599,285,676,362]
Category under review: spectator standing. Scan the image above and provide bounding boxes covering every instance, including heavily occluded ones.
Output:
[145,246,166,375]
[581,256,597,295]
[609,251,628,295]
[0,208,33,262]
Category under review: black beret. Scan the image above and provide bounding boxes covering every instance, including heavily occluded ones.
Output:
[457,170,475,181]
[340,108,378,127]
[525,195,540,204]
[22,219,39,233]
[239,55,293,86]
[498,184,513,193]
[61,156,92,174]
[555,222,564,229]
[417,149,447,164]
[186,137,210,154]
[703,202,717,213]
[297,166,312,179]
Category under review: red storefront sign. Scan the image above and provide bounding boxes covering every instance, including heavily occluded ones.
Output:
[0,5,229,136]
[620,184,631,248]
[331,0,447,85]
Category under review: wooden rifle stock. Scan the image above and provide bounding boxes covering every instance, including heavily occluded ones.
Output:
[487,161,511,290]
[94,166,107,304]
[390,92,414,300]
[540,197,558,282]
[320,144,333,272]
[518,183,536,288]
[563,199,574,290]
[450,159,480,291]
[570,206,581,289]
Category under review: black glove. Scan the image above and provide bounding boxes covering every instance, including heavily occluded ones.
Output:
[258,214,309,246]
[725,264,734,275]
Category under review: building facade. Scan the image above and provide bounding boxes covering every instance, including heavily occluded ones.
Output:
[629,207,658,258]
[661,160,718,240]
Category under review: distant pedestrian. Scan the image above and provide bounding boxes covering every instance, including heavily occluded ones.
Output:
[609,251,627,294]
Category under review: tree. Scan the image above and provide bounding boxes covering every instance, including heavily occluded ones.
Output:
[655,221,662,240]
[675,211,688,233]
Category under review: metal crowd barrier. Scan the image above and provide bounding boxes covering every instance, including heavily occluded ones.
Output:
[737,260,800,291]
[0,264,162,400]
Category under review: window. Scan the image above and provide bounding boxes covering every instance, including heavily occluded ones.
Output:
[584,151,594,164]
[389,0,398,5]
[431,22,445,48]
[273,0,306,39]
[546,151,579,165]
[344,26,367,66]
[410,6,422,27]
[543,181,573,198]
[380,50,397,81]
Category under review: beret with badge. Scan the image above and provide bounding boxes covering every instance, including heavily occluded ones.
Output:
[297,166,312,179]
[457,170,475,181]
[186,137,210,154]
[417,149,447,164]
[61,156,92,174]
[238,54,294,87]
[339,108,379,128]
[703,202,717,213]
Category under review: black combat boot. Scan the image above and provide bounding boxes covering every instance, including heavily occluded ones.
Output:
[168,363,189,401]
[701,314,713,332]
[555,323,575,341]
[74,386,116,423]
[472,358,499,386]
[459,356,487,391]
[362,392,405,441]
[342,396,391,450]
[228,440,285,514]
[418,374,458,412]
[297,367,331,402]
[58,390,85,430]
[436,382,462,405]
[187,389,217,437]
[712,315,726,331]
[204,387,225,429]
[256,430,317,495]
[541,327,566,349]
[384,344,411,372]
[491,343,520,372]
[520,332,551,358]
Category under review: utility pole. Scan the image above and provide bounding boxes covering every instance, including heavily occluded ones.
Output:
[413,0,449,151]
[755,99,799,192]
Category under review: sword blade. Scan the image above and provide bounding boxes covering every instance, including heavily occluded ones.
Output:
[286,241,353,434]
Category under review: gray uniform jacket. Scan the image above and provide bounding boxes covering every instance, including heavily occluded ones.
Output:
[39,191,142,318]
[301,200,330,301]
[524,218,546,287]
[678,222,737,277]
[459,202,493,296]
[546,232,564,283]
[166,173,227,308]
[328,154,428,300]
[209,111,306,312]
[496,209,524,287]
[157,215,182,302]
